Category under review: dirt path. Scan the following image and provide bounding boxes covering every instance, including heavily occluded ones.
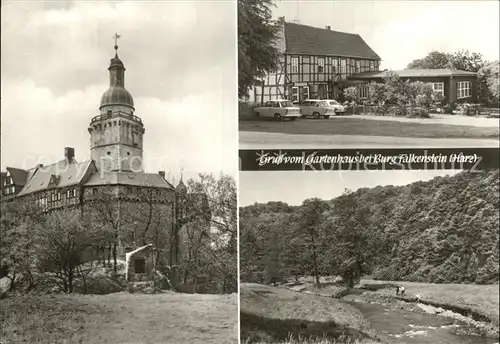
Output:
[240,132,499,149]
[347,114,499,128]
[239,116,499,148]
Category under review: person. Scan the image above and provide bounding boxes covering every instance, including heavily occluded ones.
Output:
[399,286,406,296]
[396,286,400,295]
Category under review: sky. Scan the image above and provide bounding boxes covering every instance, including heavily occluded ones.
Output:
[1,0,237,183]
[239,170,462,206]
[273,0,500,70]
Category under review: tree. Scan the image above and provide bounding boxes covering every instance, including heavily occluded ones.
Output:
[343,86,359,103]
[35,210,99,293]
[478,60,500,105]
[406,51,451,69]
[0,199,44,291]
[84,187,123,274]
[448,50,484,73]
[238,0,280,99]
[293,198,329,288]
[184,173,237,293]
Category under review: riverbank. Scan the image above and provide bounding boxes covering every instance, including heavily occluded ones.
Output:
[242,280,499,344]
[240,283,379,344]
[358,279,499,325]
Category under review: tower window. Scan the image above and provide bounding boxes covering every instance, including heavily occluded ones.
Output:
[107,151,111,155]
[93,188,98,195]
[107,110,112,116]
[127,152,130,155]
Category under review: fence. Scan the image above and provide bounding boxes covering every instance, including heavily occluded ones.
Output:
[345,105,430,118]
[347,104,499,117]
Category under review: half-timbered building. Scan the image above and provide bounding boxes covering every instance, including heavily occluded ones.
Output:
[251,19,381,103]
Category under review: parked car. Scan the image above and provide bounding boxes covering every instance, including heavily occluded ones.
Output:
[253,100,301,121]
[299,99,346,119]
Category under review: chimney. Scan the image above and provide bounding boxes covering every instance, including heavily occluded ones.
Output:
[158,171,165,179]
[278,16,285,22]
[325,25,331,30]
[64,147,75,162]
[37,164,43,168]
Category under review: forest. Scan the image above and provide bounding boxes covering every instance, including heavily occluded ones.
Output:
[240,170,499,287]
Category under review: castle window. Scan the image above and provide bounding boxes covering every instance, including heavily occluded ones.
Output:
[73,189,77,198]
[127,152,130,156]
[57,192,61,201]
[93,188,98,195]
[107,110,112,116]
[107,151,111,155]
[67,190,71,198]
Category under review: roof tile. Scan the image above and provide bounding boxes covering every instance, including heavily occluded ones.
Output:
[84,171,174,189]
[284,22,380,60]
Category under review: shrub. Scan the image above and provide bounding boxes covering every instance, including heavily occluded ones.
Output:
[343,86,359,102]
[410,107,430,118]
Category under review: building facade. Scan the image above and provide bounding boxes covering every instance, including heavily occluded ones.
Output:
[1,44,209,267]
[347,68,478,104]
[251,19,381,103]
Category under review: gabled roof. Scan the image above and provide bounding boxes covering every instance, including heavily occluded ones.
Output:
[126,244,153,258]
[348,68,477,80]
[84,171,175,189]
[5,167,29,186]
[284,22,380,60]
[18,160,94,196]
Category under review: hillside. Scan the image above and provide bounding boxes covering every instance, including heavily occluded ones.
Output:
[240,170,499,285]
[1,292,238,344]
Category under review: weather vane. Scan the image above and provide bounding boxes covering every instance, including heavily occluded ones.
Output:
[113,33,121,52]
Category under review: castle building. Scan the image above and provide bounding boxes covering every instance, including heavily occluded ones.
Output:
[1,41,209,268]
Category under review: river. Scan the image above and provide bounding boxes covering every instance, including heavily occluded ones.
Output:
[343,299,498,344]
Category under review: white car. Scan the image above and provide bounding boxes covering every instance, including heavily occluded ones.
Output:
[253,100,301,121]
[299,99,346,119]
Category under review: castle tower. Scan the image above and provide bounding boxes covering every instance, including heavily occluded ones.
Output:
[176,172,188,219]
[88,34,145,172]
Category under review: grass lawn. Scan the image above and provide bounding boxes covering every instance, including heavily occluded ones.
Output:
[239,118,499,139]
[359,279,500,324]
[0,292,238,344]
[240,283,378,344]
